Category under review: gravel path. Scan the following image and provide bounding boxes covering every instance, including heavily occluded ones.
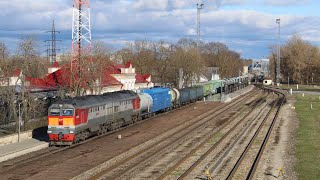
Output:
[256,95,298,180]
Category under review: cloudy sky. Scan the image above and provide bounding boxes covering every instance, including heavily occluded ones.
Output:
[0,0,320,58]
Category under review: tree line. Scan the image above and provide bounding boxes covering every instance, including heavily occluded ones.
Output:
[269,34,320,85]
[115,38,248,87]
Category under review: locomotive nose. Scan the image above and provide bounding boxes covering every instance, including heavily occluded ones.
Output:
[58,132,63,140]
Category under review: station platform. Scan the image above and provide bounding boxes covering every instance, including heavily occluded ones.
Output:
[0,138,48,163]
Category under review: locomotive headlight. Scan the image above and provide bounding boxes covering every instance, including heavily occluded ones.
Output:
[70,130,75,134]
[47,130,53,134]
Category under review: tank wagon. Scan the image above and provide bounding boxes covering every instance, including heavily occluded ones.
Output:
[137,93,152,119]
[170,88,180,108]
[140,87,171,113]
[48,77,248,146]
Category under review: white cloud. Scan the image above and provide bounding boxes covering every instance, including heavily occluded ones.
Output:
[263,0,310,6]
[0,0,319,58]
[133,0,168,10]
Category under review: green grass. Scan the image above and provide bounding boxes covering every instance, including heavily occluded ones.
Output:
[295,95,320,179]
[274,84,320,92]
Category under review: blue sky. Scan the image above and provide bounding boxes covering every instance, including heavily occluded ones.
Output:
[1,0,320,59]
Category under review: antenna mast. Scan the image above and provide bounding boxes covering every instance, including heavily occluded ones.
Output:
[71,0,92,97]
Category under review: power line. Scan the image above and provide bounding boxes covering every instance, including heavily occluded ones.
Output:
[45,20,61,64]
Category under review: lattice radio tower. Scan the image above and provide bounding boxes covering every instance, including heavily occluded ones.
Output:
[71,0,92,97]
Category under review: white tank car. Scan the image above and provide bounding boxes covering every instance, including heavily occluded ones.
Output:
[170,88,180,102]
[138,93,153,114]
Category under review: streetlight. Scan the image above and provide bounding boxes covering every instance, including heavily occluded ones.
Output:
[276,18,281,86]
[17,97,40,142]
[18,100,26,142]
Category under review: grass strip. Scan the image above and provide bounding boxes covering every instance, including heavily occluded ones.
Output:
[295,95,320,179]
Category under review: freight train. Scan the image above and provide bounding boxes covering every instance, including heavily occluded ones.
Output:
[47,77,248,146]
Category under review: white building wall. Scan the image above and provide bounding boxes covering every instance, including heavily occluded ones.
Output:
[263,79,273,86]
[135,82,154,90]
[48,67,60,74]
[112,74,136,91]
[0,77,21,87]
[100,85,123,93]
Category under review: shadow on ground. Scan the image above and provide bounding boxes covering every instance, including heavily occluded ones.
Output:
[32,127,49,142]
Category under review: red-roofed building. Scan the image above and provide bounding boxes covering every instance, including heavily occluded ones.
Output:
[0,68,22,86]
[135,74,153,89]
[26,65,70,91]
[48,62,61,74]
[3,61,153,94]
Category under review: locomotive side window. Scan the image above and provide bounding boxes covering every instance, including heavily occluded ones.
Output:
[114,106,119,112]
[49,108,60,116]
[62,109,74,116]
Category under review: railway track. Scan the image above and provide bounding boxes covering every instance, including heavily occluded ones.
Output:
[225,88,285,180]
[80,88,261,179]
[157,90,272,180]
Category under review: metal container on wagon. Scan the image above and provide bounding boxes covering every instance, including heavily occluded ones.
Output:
[189,87,198,102]
[179,88,190,105]
[195,85,204,100]
[140,87,171,113]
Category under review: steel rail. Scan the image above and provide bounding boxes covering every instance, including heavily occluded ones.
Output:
[161,92,269,180]
[246,90,285,179]
[89,89,258,180]
[209,94,275,174]
[226,88,283,180]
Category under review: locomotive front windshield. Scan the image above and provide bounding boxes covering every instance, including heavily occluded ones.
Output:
[49,108,74,116]
[49,108,60,116]
[62,109,74,116]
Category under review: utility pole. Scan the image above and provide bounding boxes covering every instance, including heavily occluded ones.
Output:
[197,3,204,46]
[276,18,281,86]
[71,0,92,97]
[45,20,61,64]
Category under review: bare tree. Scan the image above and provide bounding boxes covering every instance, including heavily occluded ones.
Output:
[270,34,320,84]
[92,41,114,94]
[0,42,9,62]
[16,35,42,130]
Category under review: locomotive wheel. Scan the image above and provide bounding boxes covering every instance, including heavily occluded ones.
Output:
[74,135,80,144]
[98,125,103,135]
[84,131,89,140]
[103,125,108,134]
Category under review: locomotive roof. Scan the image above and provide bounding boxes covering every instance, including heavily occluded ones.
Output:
[52,90,138,108]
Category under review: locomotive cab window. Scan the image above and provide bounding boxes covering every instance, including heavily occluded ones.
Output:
[62,109,74,116]
[49,108,60,116]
